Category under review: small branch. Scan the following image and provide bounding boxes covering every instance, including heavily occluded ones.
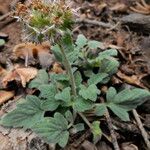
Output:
[132,109,150,149]
[75,18,114,28]
[105,108,120,150]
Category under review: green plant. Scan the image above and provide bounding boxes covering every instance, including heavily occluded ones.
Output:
[1,0,150,148]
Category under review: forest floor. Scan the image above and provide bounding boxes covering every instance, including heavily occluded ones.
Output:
[0,0,150,150]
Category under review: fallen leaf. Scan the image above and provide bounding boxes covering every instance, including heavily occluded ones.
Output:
[121,142,138,150]
[13,41,53,67]
[51,62,64,74]
[117,71,147,88]
[0,90,15,105]
[110,3,128,13]
[2,67,38,88]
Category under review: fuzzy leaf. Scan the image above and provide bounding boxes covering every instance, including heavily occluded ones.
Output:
[39,84,59,111]
[74,71,82,87]
[88,40,103,49]
[51,44,62,62]
[39,84,57,100]
[28,69,49,88]
[75,34,87,48]
[73,97,94,112]
[98,49,118,60]
[65,110,74,123]
[1,95,44,128]
[50,73,69,82]
[72,123,84,133]
[113,88,150,105]
[99,58,119,76]
[106,87,117,103]
[91,121,102,143]
[108,104,130,121]
[95,104,107,116]
[88,73,108,85]
[79,84,100,102]
[33,113,69,147]
[55,87,71,103]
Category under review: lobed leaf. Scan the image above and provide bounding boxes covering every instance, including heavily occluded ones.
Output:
[1,95,44,128]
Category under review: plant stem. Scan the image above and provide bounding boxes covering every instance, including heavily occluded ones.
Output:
[59,43,92,130]
[59,44,77,96]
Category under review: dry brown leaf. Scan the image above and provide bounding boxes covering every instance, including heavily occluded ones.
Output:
[13,41,53,67]
[0,90,15,105]
[110,3,128,13]
[2,67,38,88]
[51,62,64,74]
[117,71,147,88]
[130,0,150,15]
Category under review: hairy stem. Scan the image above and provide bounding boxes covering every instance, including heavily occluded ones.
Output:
[59,42,92,130]
[59,44,77,96]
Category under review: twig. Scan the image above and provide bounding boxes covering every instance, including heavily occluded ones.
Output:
[132,109,150,149]
[75,18,114,28]
[105,108,120,150]
[0,11,14,22]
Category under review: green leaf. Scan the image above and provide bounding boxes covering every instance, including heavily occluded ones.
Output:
[73,97,94,112]
[65,110,73,123]
[95,104,107,116]
[33,112,69,147]
[0,39,5,46]
[113,88,150,104]
[88,40,104,49]
[28,69,49,88]
[55,87,71,103]
[75,34,87,48]
[98,49,118,60]
[39,84,60,111]
[39,84,57,100]
[79,84,100,102]
[91,121,102,144]
[51,44,62,62]
[72,123,84,133]
[88,73,108,85]
[106,87,117,103]
[1,95,44,128]
[50,73,69,82]
[99,58,119,75]
[74,71,82,87]
[108,104,130,121]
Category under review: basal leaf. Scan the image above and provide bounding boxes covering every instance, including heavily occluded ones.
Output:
[79,84,100,102]
[39,84,57,100]
[73,96,94,112]
[108,104,130,121]
[88,73,108,85]
[33,112,69,147]
[50,73,69,82]
[106,87,117,103]
[1,95,44,128]
[75,34,87,48]
[72,123,85,134]
[55,87,71,103]
[28,69,49,88]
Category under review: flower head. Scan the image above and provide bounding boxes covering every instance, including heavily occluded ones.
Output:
[15,0,76,42]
